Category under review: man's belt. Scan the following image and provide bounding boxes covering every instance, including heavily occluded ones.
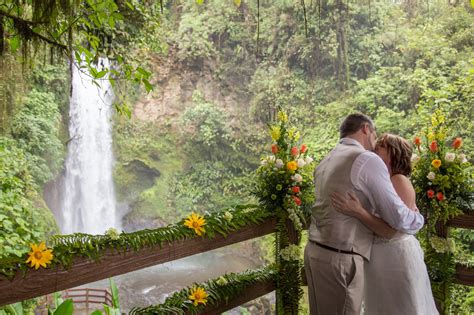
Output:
[312,240,363,257]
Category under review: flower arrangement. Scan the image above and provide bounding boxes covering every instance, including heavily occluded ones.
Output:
[255,110,315,231]
[411,110,473,314]
[411,110,473,226]
[254,109,315,314]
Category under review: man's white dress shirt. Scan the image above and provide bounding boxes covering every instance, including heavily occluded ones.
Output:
[341,138,424,234]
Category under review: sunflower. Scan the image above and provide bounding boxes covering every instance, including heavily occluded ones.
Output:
[26,242,54,269]
[189,287,208,306]
[184,212,206,236]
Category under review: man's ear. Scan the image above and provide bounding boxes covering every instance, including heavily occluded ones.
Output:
[361,124,369,135]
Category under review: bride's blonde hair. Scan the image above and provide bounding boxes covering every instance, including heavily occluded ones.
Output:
[376,134,413,176]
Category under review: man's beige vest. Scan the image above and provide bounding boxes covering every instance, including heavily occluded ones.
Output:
[309,142,374,260]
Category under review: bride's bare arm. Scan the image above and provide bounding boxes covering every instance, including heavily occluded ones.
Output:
[331,191,397,239]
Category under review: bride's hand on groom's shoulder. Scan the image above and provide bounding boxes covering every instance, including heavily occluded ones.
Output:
[330,191,366,218]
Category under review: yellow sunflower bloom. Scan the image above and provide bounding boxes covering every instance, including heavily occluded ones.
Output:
[26,242,53,270]
[184,212,206,236]
[270,126,281,141]
[189,287,208,306]
[431,159,442,169]
[287,161,298,171]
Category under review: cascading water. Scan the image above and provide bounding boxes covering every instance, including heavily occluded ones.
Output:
[59,59,120,234]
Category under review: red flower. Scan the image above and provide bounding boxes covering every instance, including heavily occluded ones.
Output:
[427,190,435,199]
[292,195,302,206]
[300,144,307,154]
[436,192,444,201]
[413,137,421,147]
[271,144,279,154]
[453,137,463,149]
[429,141,438,153]
[291,146,299,156]
[292,186,300,194]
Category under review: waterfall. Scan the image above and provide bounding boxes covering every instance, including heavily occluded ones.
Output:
[59,59,120,234]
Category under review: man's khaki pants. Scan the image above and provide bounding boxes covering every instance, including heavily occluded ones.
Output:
[304,241,365,315]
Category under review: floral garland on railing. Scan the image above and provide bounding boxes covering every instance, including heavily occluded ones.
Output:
[0,204,271,279]
[254,109,315,314]
[130,266,277,314]
[411,109,473,314]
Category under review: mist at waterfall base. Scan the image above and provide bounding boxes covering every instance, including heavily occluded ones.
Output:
[47,61,270,313]
[58,59,120,235]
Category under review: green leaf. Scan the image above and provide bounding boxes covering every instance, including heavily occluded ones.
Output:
[142,79,153,93]
[9,36,21,53]
[109,278,120,309]
[5,302,23,315]
[95,70,107,79]
[90,310,103,315]
[53,299,73,315]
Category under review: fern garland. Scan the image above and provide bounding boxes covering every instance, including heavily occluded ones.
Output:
[0,204,272,279]
[130,266,278,314]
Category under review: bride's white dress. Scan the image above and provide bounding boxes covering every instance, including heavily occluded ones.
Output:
[364,232,439,315]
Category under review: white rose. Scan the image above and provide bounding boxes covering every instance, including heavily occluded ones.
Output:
[292,174,303,182]
[275,159,284,168]
[459,153,468,163]
[260,159,268,166]
[297,158,306,168]
[305,156,314,164]
[411,154,420,163]
[268,156,276,163]
[444,152,455,162]
[427,172,436,181]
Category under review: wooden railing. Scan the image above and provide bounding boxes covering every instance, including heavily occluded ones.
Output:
[0,217,278,312]
[63,288,113,312]
[435,213,474,285]
[0,213,472,312]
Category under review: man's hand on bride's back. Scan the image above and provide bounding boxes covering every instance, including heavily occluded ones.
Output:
[330,191,367,219]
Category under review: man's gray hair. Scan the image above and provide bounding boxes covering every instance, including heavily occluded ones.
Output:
[339,113,374,139]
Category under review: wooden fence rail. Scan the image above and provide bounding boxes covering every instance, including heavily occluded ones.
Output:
[0,217,277,306]
[1,213,472,312]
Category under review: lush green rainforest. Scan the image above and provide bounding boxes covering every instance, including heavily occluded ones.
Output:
[0,0,473,313]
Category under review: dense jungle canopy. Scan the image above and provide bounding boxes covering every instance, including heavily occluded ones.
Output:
[0,0,473,313]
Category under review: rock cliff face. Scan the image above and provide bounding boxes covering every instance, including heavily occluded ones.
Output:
[133,54,250,127]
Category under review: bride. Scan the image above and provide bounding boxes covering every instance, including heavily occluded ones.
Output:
[331,134,438,315]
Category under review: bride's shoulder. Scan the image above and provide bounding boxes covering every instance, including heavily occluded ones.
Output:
[391,174,414,190]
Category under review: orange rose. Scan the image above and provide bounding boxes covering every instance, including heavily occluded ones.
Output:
[271,144,279,154]
[292,186,300,194]
[291,146,299,157]
[429,141,438,153]
[414,137,421,147]
[436,192,444,201]
[453,137,462,149]
[287,161,298,171]
[292,195,302,206]
[300,144,307,153]
[427,190,435,199]
[431,159,442,169]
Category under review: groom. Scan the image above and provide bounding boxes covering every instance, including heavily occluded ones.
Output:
[303,113,424,315]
